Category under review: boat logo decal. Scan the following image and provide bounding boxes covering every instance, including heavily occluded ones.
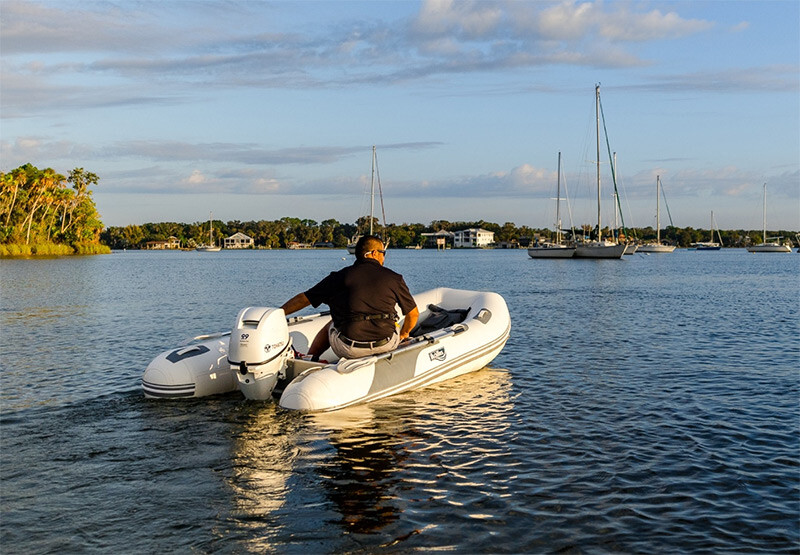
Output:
[264,340,286,352]
[429,347,446,362]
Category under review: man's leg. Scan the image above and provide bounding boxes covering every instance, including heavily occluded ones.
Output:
[308,320,332,361]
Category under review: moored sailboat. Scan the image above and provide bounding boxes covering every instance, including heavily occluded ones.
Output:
[746,183,791,253]
[528,152,575,258]
[347,145,387,254]
[574,85,625,259]
[692,211,723,250]
[638,175,675,253]
[196,212,221,252]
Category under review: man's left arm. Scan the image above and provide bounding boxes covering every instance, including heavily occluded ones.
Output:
[398,306,419,341]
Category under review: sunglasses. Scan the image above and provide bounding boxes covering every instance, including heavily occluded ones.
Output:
[373,249,386,255]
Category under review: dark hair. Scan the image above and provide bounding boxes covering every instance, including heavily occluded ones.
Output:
[355,235,383,260]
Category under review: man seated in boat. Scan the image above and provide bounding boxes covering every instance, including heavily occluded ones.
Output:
[281,235,419,361]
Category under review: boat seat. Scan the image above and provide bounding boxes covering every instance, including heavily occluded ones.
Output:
[410,304,470,337]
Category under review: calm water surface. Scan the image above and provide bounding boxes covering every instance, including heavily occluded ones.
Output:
[1,249,798,553]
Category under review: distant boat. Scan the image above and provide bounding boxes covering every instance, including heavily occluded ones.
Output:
[196,212,221,252]
[347,146,387,254]
[528,152,576,259]
[574,85,625,259]
[638,175,675,253]
[692,211,723,250]
[746,183,791,253]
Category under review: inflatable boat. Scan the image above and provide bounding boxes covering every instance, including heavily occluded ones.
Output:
[142,287,510,411]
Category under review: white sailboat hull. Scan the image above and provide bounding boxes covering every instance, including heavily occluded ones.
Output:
[747,243,792,253]
[574,241,626,259]
[638,244,675,253]
[142,287,510,412]
[527,244,575,258]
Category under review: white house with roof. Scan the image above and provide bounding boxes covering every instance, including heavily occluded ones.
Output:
[224,232,254,249]
[453,228,494,248]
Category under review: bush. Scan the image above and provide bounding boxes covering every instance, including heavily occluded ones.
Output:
[31,243,74,255]
[0,243,31,256]
[74,242,111,255]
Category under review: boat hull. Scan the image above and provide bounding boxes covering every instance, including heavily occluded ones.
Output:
[142,288,510,411]
[638,244,675,253]
[746,243,792,253]
[527,245,575,258]
[574,241,626,259]
[142,335,234,398]
[693,243,720,251]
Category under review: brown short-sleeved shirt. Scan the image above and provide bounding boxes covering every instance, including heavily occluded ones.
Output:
[304,259,416,341]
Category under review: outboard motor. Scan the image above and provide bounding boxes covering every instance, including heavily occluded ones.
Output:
[228,307,292,400]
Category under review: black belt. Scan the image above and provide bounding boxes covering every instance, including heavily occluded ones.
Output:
[336,331,391,349]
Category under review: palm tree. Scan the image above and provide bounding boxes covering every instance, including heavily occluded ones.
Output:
[2,168,28,227]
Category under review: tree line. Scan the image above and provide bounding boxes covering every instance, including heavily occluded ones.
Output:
[3,163,794,254]
[1,164,109,255]
[100,217,797,250]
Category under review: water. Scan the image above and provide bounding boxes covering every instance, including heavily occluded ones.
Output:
[1,249,798,553]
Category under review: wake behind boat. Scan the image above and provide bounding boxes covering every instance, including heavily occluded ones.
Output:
[142,287,510,411]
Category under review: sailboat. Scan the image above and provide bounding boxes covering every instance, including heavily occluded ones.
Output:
[574,85,626,259]
[347,146,387,254]
[746,183,791,253]
[692,211,723,250]
[528,152,575,258]
[638,175,675,253]
[196,212,221,252]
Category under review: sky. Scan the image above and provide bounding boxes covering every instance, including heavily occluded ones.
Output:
[1,0,799,232]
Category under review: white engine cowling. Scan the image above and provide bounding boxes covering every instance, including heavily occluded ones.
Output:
[228,307,292,400]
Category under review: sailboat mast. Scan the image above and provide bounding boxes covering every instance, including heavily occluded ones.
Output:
[761,183,767,243]
[656,176,661,244]
[556,152,562,244]
[595,84,602,242]
[613,152,618,239]
[369,145,376,236]
[710,211,714,242]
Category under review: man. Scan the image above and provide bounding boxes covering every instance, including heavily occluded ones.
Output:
[281,235,419,361]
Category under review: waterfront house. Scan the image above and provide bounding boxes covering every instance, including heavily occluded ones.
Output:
[453,228,494,248]
[224,232,254,249]
[146,236,181,250]
[421,231,454,249]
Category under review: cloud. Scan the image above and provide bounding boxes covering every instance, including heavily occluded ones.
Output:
[1,136,443,168]
[629,65,799,93]
[0,0,722,118]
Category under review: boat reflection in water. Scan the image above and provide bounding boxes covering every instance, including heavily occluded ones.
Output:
[225,368,512,550]
[310,367,514,542]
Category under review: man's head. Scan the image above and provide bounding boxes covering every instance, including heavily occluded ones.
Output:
[355,235,385,264]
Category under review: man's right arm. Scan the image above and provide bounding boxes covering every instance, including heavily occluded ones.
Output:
[281,293,310,315]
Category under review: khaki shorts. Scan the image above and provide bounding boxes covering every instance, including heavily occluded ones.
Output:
[329,326,400,359]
